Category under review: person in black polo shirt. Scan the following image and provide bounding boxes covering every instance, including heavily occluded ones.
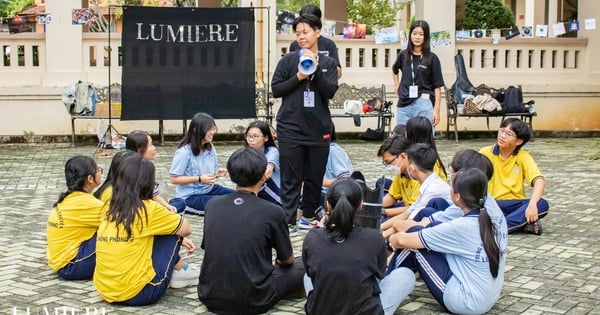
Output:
[197,147,304,314]
[272,14,338,233]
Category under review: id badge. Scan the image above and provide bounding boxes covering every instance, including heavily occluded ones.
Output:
[409,85,418,98]
[304,91,315,108]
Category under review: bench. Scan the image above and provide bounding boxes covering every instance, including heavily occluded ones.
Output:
[329,83,394,134]
[444,86,536,143]
[71,85,274,146]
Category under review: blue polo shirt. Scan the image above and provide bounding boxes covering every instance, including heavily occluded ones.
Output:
[418,207,508,314]
[169,144,220,199]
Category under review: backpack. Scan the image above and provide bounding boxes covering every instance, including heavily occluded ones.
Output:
[359,125,385,141]
[501,86,527,113]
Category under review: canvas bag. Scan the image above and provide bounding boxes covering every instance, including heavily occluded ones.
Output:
[473,93,503,113]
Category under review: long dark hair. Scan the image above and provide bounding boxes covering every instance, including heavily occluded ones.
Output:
[406,116,447,177]
[54,155,97,207]
[106,155,155,239]
[126,130,150,155]
[325,178,363,241]
[407,20,431,57]
[452,168,501,278]
[244,121,277,149]
[94,150,137,200]
[178,112,216,155]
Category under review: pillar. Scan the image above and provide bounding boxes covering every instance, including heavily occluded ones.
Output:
[43,0,83,86]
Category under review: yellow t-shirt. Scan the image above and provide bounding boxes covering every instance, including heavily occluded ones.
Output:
[433,161,448,182]
[480,145,544,200]
[388,175,420,206]
[46,191,104,271]
[93,200,183,303]
[97,186,112,204]
[387,161,446,206]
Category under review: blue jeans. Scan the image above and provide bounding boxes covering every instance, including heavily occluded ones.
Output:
[121,235,182,306]
[304,268,415,315]
[57,234,96,280]
[169,184,234,214]
[396,97,433,126]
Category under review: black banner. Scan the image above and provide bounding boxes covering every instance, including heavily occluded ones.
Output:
[121,6,256,120]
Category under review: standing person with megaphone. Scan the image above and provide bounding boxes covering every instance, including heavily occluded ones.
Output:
[272,14,339,235]
[289,4,342,79]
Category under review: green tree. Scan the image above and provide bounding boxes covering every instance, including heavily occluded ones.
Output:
[456,0,514,30]
[276,0,319,14]
[347,0,400,35]
[0,0,34,18]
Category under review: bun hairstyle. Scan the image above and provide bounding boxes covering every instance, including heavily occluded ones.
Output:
[452,168,501,278]
[325,178,363,242]
[55,155,97,207]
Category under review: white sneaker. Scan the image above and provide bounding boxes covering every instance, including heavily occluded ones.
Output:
[169,263,200,288]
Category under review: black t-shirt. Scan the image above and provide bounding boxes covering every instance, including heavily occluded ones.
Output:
[289,36,342,68]
[198,191,293,314]
[392,50,445,107]
[302,226,387,315]
[272,51,338,145]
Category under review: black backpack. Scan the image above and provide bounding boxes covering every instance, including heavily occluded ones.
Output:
[501,86,528,113]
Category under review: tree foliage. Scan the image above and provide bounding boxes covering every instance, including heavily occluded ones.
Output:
[347,0,400,35]
[457,0,514,30]
[0,0,34,18]
[276,0,319,14]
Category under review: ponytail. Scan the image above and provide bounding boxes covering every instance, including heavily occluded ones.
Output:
[54,155,97,207]
[325,178,363,242]
[453,168,501,278]
[478,207,500,278]
[325,195,355,241]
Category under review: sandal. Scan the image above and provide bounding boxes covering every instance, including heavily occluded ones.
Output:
[524,220,542,235]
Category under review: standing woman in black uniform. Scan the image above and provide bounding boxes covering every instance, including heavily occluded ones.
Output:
[391,20,445,136]
[272,14,339,233]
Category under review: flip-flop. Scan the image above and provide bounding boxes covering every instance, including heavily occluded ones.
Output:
[524,220,542,235]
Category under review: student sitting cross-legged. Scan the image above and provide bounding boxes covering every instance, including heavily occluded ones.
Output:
[94,155,198,306]
[387,168,508,314]
[303,178,414,315]
[480,118,549,234]
[47,155,104,280]
[198,147,304,314]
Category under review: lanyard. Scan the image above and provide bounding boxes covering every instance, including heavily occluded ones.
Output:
[410,54,423,85]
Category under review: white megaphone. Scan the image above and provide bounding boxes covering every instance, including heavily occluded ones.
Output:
[298,50,317,75]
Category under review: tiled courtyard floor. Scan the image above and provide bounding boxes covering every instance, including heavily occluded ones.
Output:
[1,137,599,314]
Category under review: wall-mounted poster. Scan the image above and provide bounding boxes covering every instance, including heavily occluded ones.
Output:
[343,23,366,39]
[431,30,451,48]
[72,8,95,25]
[535,24,548,37]
[374,27,398,44]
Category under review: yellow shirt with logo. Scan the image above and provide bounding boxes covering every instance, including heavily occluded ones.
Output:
[388,161,447,205]
[480,145,543,200]
[46,191,104,271]
[93,200,183,303]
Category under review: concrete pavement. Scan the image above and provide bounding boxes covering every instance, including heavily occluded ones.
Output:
[1,137,599,314]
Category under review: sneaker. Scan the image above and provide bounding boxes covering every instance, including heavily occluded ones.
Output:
[169,263,200,288]
[298,217,318,229]
[288,224,298,237]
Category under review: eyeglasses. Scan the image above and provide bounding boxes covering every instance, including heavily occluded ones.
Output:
[96,167,103,174]
[498,127,516,138]
[382,156,398,166]
[246,134,264,141]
